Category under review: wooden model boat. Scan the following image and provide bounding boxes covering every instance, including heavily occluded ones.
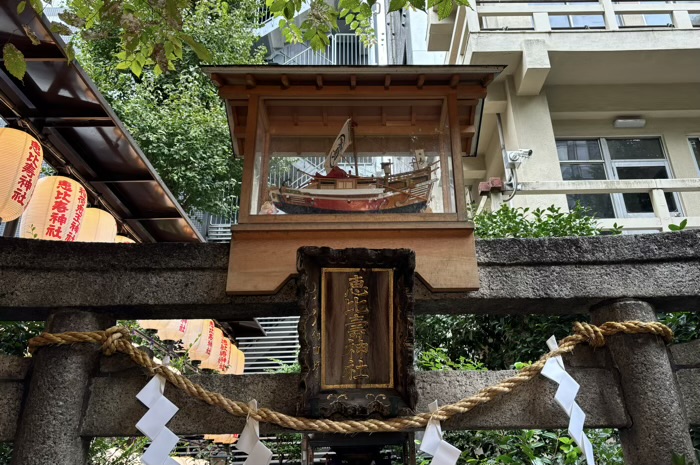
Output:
[269,165,435,215]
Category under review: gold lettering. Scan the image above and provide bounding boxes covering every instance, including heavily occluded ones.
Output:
[343,274,370,383]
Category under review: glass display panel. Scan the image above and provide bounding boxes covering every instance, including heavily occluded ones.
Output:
[250,99,456,217]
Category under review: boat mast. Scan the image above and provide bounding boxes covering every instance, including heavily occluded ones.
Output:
[350,119,359,176]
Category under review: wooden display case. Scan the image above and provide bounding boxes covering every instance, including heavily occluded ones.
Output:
[203,66,501,294]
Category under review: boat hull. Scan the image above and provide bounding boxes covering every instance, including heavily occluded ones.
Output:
[268,166,435,215]
[272,201,427,215]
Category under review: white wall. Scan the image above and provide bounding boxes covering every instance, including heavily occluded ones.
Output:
[406,10,447,65]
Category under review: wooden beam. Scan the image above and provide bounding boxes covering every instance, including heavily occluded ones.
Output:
[322,107,328,126]
[417,74,425,89]
[219,85,487,99]
[384,74,391,90]
[316,75,323,90]
[245,74,256,89]
[210,73,224,88]
[264,123,442,137]
[461,125,476,135]
[350,75,357,90]
[449,75,460,89]
[281,74,290,89]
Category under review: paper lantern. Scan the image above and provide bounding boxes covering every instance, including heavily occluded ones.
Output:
[115,235,135,243]
[182,319,205,349]
[213,337,231,373]
[156,319,189,341]
[200,328,224,370]
[235,347,245,374]
[0,128,44,223]
[137,320,169,331]
[187,320,216,362]
[75,208,117,242]
[204,434,238,445]
[226,345,245,375]
[20,176,87,241]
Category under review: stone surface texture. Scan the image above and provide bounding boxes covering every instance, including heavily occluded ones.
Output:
[0,231,699,319]
[591,300,697,465]
[670,339,700,369]
[0,355,30,379]
[80,366,627,436]
[10,311,114,465]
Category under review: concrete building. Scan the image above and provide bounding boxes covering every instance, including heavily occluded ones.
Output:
[420,1,700,232]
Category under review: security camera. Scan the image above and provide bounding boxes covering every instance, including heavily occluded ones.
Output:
[505,149,533,169]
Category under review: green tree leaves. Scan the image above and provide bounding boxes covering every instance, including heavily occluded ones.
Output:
[76,0,264,216]
[179,33,213,63]
[3,0,223,80]
[2,43,26,81]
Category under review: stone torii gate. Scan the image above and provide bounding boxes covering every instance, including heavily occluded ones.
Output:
[0,231,699,464]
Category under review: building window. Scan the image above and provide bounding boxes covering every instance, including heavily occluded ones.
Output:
[690,138,700,173]
[557,140,615,217]
[557,137,680,219]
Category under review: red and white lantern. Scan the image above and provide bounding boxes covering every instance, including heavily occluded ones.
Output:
[200,328,224,370]
[187,320,216,362]
[76,208,117,243]
[0,128,44,222]
[156,319,189,341]
[226,345,246,375]
[20,176,87,241]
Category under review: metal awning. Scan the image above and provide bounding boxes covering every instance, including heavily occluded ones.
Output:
[0,0,203,243]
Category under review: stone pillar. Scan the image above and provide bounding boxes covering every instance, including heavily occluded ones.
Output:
[590,299,696,465]
[12,310,113,465]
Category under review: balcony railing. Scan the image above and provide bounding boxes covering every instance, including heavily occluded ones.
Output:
[283,34,377,65]
[478,178,700,232]
[460,0,700,33]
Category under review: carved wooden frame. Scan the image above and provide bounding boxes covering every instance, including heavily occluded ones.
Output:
[297,247,417,419]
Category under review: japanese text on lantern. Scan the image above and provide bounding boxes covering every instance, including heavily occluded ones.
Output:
[218,338,230,372]
[205,321,215,357]
[66,187,87,242]
[344,274,370,383]
[47,180,73,239]
[11,141,41,207]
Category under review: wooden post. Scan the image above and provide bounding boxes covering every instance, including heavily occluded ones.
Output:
[238,96,260,223]
[590,299,696,464]
[12,310,114,465]
[448,94,468,221]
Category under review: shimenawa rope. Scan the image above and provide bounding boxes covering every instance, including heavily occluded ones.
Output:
[28,321,673,434]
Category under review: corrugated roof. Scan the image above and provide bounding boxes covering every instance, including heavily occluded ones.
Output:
[0,0,204,243]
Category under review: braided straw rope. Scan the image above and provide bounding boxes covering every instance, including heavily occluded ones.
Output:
[28,320,672,434]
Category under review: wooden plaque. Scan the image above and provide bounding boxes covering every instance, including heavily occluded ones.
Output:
[298,247,417,419]
[321,268,394,390]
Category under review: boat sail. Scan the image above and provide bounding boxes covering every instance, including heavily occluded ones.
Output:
[268,120,436,215]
